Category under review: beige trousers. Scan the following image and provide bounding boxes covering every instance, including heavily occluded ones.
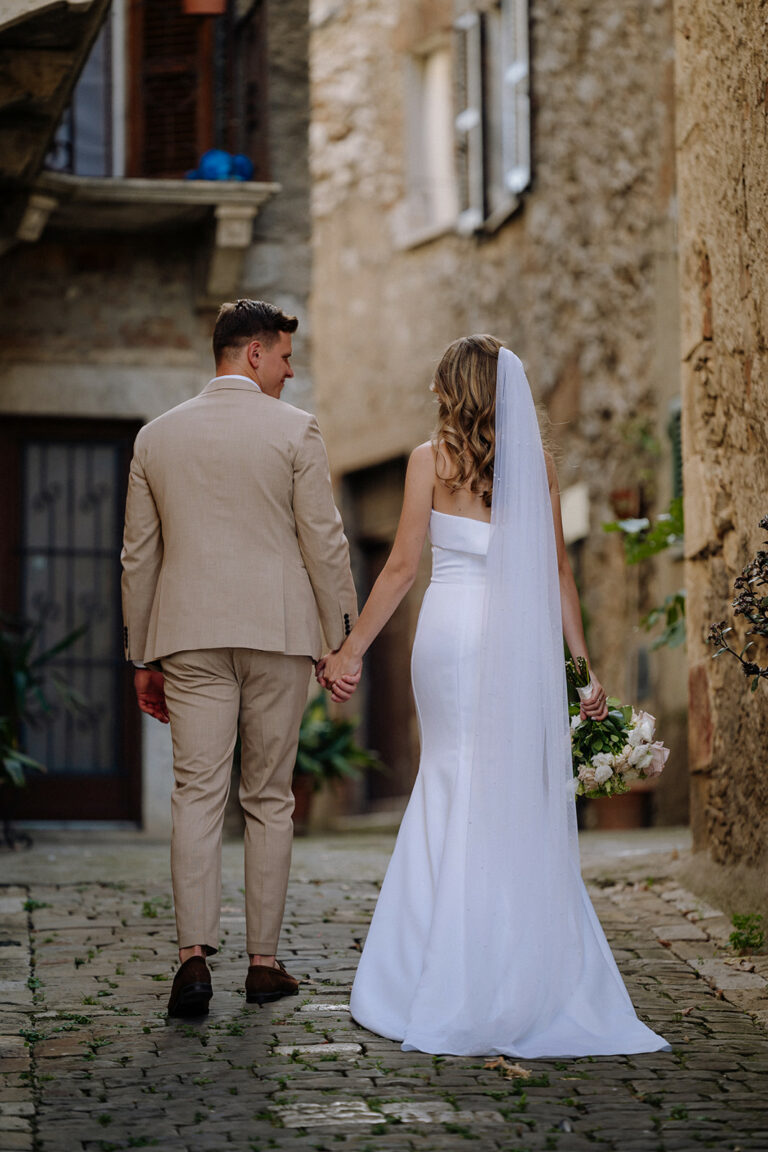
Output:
[161,648,312,956]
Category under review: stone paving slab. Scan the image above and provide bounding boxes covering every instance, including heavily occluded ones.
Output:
[1,829,768,1150]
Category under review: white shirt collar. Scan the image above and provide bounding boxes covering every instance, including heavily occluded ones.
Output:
[208,373,261,392]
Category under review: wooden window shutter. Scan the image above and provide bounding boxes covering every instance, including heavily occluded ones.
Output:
[454,10,484,235]
[501,0,531,196]
[127,0,215,178]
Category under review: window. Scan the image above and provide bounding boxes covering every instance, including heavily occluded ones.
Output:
[47,2,123,177]
[45,0,270,181]
[455,0,530,233]
[404,42,459,236]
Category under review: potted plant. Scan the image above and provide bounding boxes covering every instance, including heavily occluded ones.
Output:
[292,693,382,834]
[0,615,87,848]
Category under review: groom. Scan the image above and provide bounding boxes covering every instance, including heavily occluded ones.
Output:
[121,299,358,1016]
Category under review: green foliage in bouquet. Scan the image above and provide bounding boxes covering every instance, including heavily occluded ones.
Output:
[565,657,668,799]
[294,693,382,793]
[565,655,590,691]
[568,698,634,799]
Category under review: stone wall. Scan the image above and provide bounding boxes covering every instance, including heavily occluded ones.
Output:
[676,0,768,862]
[310,0,688,818]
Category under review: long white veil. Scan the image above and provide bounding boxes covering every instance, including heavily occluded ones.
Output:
[459,347,583,1044]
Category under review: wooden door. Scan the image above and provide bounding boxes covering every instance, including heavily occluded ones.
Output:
[0,417,142,822]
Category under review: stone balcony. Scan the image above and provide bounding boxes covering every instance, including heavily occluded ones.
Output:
[22,171,281,298]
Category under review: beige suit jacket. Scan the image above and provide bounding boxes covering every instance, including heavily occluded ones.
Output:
[120,378,358,663]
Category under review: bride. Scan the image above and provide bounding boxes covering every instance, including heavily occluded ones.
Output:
[318,336,667,1058]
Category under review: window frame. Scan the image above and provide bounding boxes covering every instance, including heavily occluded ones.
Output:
[454,0,531,236]
[401,33,461,244]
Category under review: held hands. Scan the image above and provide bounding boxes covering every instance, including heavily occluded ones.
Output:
[579,675,608,722]
[316,645,362,704]
[134,668,169,723]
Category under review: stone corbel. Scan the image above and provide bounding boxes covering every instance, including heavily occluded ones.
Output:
[206,203,259,299]
[16,191,59,243]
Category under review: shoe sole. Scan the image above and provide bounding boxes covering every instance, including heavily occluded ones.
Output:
[168,982,213,1018]
[246,986,299,1006]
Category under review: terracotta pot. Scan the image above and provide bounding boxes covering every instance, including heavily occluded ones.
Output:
[183,0,226,14]
[291,774,314,837]
[609,487,641,520]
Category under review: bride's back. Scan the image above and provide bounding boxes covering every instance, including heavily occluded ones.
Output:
[431,443,492,524]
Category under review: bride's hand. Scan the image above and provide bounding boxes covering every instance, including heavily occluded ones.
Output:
[580,676,608,721]
[318,647,363,704]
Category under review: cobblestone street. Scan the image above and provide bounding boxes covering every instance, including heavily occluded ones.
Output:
[2,828,768,1151]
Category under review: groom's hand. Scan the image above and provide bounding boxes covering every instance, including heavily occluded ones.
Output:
[134,669,170,723]
[316,650,362,704]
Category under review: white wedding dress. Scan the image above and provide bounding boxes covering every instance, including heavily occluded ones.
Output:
[349,508,668,1058]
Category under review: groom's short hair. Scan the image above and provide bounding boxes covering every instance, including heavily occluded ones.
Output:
[213,299,298,361]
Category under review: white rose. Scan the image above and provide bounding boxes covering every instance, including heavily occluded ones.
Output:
[594,762,614,785]
[592,752,613,772]
[578,763,597,789]
[635,711,656,742]
[627,725,644,748]
[614,745,632,771]
[645,741,669,778]
[571,714,583,731]
[628,744,653,771]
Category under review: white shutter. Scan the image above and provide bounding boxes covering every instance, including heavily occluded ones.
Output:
[454,10,484,235]
[502,0,531,196]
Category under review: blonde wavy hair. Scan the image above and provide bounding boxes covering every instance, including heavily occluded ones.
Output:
[431,334,503,509]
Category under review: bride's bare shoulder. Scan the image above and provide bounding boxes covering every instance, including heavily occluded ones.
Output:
[409,441,436,468]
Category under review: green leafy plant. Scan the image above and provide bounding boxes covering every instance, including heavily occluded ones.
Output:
[602,496,685,651]
[294,693,382,792]
[729,913,764,954]
[603,496,684,565]
[640,590,687,651]
[0,614,88,788]
[708,514,768,693]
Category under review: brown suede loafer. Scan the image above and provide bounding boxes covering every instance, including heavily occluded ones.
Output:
[166,955,213,1018]
[245,959,299,1006]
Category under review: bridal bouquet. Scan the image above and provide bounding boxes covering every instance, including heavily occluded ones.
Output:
[565,657,669,799]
